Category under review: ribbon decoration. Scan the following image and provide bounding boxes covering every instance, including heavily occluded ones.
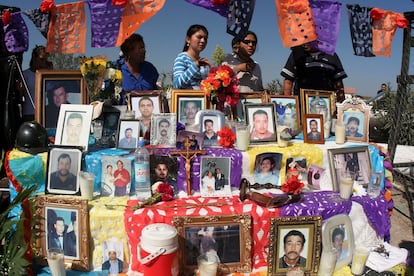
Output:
[1,11,29,53]
[185,0,229,17]
[22,8,50,38]
[115,0,165,46]
[227,0,256,39]
[46,1,86,54]
[346,4,375,57]
[275,0,317,48]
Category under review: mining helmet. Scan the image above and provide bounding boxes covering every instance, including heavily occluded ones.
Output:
[15,121,49,154]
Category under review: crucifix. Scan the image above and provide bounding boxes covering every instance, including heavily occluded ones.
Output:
[170,137,206,195]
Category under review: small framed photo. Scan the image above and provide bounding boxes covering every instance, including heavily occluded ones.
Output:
[101,107,121,145]
[285,157,308,184]
[46,146,82,195]
[150,113,177,147]
[307,164,325,190]
[322,214,354,271]
[176,130,204,150]
[270,95,300,132]
[101,240,128,273]
[198,110,225,147]
[150,155,178,194]
[303,114,324,144]
[268,216,322,275]
[33,195,90,271]
[337,97,371,143]
[170,89,207,126]
[327,146,372,190]
[35,70,87,129]
[173,214,252,275]
[100,156,132,197]
[200,156,232,197]
[300,89,336,119]
[244,103,277,144]
[253,153,283,186]
[117,120,140,149]
[54,104,94,151]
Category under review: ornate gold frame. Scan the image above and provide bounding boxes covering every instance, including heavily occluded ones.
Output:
[300,89,336,119]
[269,94,301,132]
[170,89,208,125]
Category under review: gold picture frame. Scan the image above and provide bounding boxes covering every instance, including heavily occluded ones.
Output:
[126,90,165,119]
[268,216,322,275]
[170,89,208,126]
[336,97,371,143]
[32,195,90,271]
[300,89,336,119]
[173,214,252,275]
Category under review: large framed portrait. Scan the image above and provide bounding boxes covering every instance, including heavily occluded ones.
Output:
[198,110,225,147]
[54,104,94,152]
[270,95,300,132]
[244,103,277,144]
[327,146,372,191]
[268,216,322,275]
[337,97,371,143]
[100,156,133,197]
[303,114,324,144]
[173,214,252,275]
[199,156,232,197]
[150,113,177,147]
[35,70,87,129]
[253,152,283,186]
[322,214,354,271]
[33,195,90,271]
[127,90,163,119]
[117,120,140,150]
[300,89,336,120]
[170,89,207,126]
[46,145,83,195]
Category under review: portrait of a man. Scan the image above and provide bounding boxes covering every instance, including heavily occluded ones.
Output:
[62,112,83,146]
[47,148,81,194]
[117,121,139,149]
[179,99,202,126]
[46,209,78,258]
[202,118,218,146]
[150,114,176,147]
[344,114,364,138]
[306,119,321,141]
[246,105,277,143]
[278,229,307,269]
[131,95,161,134]
[150,155,178,194]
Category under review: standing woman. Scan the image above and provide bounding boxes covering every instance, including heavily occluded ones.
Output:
[173,24,211,89]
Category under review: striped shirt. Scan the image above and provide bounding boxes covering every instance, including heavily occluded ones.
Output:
[173,52,208,89]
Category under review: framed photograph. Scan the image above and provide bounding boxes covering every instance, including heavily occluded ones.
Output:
[307,164,325,190]
[337,97,371,143]
[300,89,336,120]
[285,157,308,184]
[198,110,225,147]
[268,216,322,275]
[244,103,277,144]
[150,113,177,147]
[150,155,178,194]
[101,107,121,147]
[100,156,132,197]
[199,156,232,197]
[327,146,372,190]
[46,146,83,195]
[117,120,140,149]
[303,114,324,144]
[35,70,87,129]
[170,89,207,126]
[322,214,354,271]
[33,195,90,271]
[253,153,283,186]
[54,104,93,151]
[176,130,204,150]
[173,214,252,275]
[101,240,128,273]
[270,95,300,132]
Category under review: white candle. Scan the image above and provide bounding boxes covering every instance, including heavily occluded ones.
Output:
[339,177,353,200]
[318,248,337,276]
[197,253,219,276]
[236,124,250,151]
[47,249,66,276]
[335,124,346,144]
[324,119,331,139]
[78,171,95,200]
[351,247,369,275]
[277,125,289,147]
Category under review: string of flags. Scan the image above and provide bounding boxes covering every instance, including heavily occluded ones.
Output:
[0,0,410,57]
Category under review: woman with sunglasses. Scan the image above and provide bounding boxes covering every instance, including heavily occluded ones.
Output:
[173,24,211,89]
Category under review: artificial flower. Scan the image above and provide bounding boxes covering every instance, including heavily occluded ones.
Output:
[131,182,174,210]
[2,10,11,26]
[211,0,229,5]
[112,0,128,6]
[281,174,304,195]
[40,0,55,13]
[217,126,236,148]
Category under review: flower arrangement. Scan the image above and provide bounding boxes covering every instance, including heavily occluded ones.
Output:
[131,182,174,210]
[200,64,239,112]
[281,174,304,195]
[217,126,236,148]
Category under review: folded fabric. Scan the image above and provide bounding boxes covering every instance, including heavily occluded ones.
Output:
[366,242,408,272]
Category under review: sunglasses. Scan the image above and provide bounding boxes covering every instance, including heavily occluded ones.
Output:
[242,39,257,46]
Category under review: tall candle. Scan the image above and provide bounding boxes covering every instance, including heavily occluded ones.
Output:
[318,248,337,276]
[47,248,65,276]
[277,125,289,147]
[335,124,346,144]
[351,247,369,275]
[339,177,353,200]
[236,124,250,151]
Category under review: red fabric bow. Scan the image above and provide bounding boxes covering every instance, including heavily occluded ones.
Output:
[40,0,55,13]
[112,0,128,7]
[2,10,11,26]
[217,126,236,148]
[281,175,304,195]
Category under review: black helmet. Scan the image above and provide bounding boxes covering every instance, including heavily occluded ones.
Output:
[15,121,49,154]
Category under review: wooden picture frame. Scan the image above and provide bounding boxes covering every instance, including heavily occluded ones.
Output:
[173,214,252,275]
[126,90,164,120]
[300,89,336,119]
[117,119,140,149]
[35,70,87,129]
[150,113,177,147]
[198,109,225,147]
[336,97,371,143]
[244,103,277,144]
[327,146,372,191]
[199,156,232,197]
[322,214,354,271]
[303,114,324,144]
[46,145,83,195]
[268,216,322,275]
[54,104,94,152]
[32,195,90,271]
[170,89,208,126]
[269,95,300,132]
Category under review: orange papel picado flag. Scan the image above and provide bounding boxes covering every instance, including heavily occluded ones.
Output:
[46,1,87,54]
[115,0,166,46]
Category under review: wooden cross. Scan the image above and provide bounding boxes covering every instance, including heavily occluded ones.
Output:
[170,137,206,195]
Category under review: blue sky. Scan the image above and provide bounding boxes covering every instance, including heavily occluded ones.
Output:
[9,0,414,97]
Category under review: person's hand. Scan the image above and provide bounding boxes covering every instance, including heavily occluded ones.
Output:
[197,58,211,67]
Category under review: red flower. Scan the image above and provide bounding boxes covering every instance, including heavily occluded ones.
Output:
[156,183,174,201]
[281,175,304,195]
[211,0,229,5]
[217,126,236,148]
[40,0,55,13]
[112,0,128,6]
[132,182,174,210]
[2,10,11,26]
